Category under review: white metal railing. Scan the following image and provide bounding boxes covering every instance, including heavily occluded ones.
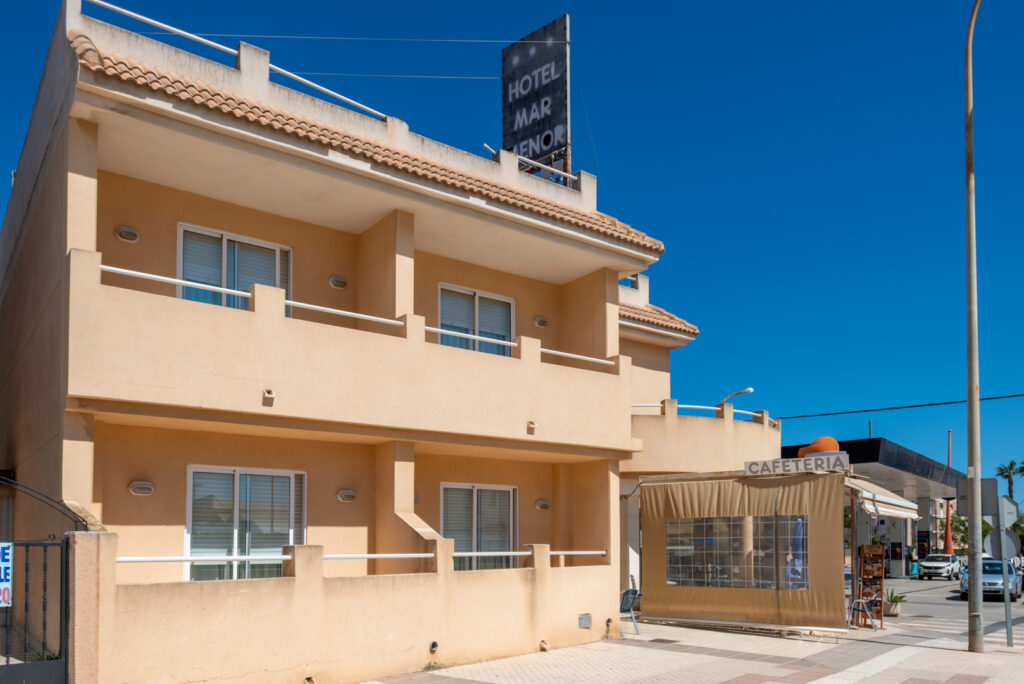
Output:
[540,348,615,366]
[323,553,433,560]
[84,0,386,120]
[516,155,579,184]
[551,550,606,556]
[631,402,780,427]
[101,264,405,327]
[116,555,291,563]
[100,265,251,299]
[285,299,405,327]
[453,551,532,558]
[425,327,518,348]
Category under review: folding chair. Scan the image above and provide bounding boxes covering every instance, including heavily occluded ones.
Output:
[849,591,879,631]
[620,588,641,635]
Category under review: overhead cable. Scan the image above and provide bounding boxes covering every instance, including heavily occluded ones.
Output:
[778,393,1024,420]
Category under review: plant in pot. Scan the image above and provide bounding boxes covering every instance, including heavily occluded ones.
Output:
[884,589,906,617]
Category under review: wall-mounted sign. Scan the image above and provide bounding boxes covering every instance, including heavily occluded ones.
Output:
[502,15,570,167]
[0,543,11,607]
[744,453,850,476]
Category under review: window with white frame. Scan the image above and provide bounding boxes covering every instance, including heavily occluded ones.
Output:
[186,466,306,581]
[441,483,517,570]
[178,224,291,309]
[438,285,514,357]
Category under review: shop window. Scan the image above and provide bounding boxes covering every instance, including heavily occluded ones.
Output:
[665,515,808,590]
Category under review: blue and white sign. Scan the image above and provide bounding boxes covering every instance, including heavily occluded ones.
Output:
[0,543,11,607]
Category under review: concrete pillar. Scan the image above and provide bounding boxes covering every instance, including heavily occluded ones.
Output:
[917,497,934,555]
[715,402,734,420]
[66,118,97,253]
[234,42,270,99]
[61,413,98,520]
[552,464,572,553]
[67,531,118,684]
[356,210,414,334]
[557,268,619,360]
[373,442,440,574]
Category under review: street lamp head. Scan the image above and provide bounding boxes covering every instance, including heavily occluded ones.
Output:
[720,387,755,405]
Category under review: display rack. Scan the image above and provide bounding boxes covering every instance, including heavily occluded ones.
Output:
[858,544,885,628]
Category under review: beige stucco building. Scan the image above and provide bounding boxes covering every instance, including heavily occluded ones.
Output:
[0,2,779,682]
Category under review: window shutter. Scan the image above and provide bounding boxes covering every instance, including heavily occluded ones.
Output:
[280,249,292,317]
[477,296,512,356]
[182,231,223,305]
[293,473,305,545]
[439,289,474,349]
[227,240,277,310]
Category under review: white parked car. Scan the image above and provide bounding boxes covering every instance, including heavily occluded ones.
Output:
[918,553,961,580]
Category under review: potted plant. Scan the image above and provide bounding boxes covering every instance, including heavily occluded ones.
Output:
[884,589,906,617]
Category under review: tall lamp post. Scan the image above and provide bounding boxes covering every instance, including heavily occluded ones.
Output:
[943,431,955,555]
[964,0,984,654]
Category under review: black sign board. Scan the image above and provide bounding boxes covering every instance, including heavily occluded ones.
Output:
[501,15,570,168]
[916,530,931,559]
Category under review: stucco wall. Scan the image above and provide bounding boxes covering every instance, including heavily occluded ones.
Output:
[69,533,619,684]
[96,171,362,328]
[619,338,671,407]
[67,250,634,451]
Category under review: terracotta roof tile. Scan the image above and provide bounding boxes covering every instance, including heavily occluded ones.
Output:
[619,302,699,336]
[69,32,663,254]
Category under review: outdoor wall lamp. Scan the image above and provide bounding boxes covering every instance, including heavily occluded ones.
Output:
[719,387,754,405]
[535,499,550,511]
[128,480,154,496]
[337,489,356,502]
[328,275,347,290]
[114,225,139,243]
[533,315,548,327]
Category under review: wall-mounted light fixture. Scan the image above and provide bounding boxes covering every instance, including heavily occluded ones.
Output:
[114,226,140,243]
[535,499,550,511]
[337,489,356,502]
[533,315,548,328]
[129,480,154,496]
[328,275,347,290]
[526,420,537,435]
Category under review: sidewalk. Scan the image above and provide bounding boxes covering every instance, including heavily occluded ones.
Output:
[371,580,1024,683]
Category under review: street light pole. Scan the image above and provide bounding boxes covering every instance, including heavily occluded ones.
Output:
[964,0,984,655]
[720,387,754,406]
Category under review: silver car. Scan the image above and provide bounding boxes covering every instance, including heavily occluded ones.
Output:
[959,559,1021,601]
[919,553,961,580]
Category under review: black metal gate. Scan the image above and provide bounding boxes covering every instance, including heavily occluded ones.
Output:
[0,541,68,684]
[0,476,83,684]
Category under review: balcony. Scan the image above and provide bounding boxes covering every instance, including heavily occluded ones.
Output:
[624,400,781,475]
[66,250,634,453]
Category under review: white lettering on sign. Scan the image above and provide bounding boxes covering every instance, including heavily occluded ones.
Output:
[513,124,567,158]
[0,543,11,607]
[507,62,564,104]
[744,453,850,477]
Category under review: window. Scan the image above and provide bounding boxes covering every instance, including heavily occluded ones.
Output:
[438,285,514,357]
[186,466,306,581]
[178,224,291,309]
[665,515,808,590]
[441,483,517,570]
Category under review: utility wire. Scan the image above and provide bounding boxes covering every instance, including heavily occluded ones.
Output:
[141,31,566,44]
[291,72,498,80]
[778,393,1024,420]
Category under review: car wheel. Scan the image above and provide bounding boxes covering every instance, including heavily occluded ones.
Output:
[961,592,968,600]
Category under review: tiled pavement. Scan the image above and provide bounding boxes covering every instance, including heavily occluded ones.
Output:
[370,581,1024,684]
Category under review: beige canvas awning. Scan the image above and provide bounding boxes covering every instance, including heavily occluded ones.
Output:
[846,477,919,520]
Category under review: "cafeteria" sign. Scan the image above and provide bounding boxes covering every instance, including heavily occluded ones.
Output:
[744,453,850,476]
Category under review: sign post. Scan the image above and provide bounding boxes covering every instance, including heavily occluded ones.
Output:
[998,496,1018,647]
[502,16,571,177]
[0,543,11,607]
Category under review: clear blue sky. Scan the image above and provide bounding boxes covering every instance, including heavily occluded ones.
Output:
[3,1,1023,493]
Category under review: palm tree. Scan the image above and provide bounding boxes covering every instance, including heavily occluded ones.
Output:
[995,460,1024,501]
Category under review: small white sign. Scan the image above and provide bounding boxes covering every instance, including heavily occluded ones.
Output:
[744,453,850,476]
[0,543,11,607]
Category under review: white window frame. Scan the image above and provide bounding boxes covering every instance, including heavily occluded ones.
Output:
[184,464,306,581]
[440,481,518,570]
[176,222,292,304]
[436,283,516,353]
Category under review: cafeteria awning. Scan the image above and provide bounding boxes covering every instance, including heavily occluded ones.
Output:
[846,477,919,520]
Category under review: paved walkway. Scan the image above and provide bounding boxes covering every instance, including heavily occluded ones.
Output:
[370,580,1024,684]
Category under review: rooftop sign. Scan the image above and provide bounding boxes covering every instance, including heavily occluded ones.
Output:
[502,15,570,168]
[745,453,850,476]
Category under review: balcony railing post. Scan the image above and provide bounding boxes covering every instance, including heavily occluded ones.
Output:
[435,538,455,577]
[513,335,541,363]
[752,410,774,427]
[282,545,324,581]
[715,402,734,421]
[523,544,551,570]
[660,399,678,416]
[400,313,425,343]
[249,283,286,317]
